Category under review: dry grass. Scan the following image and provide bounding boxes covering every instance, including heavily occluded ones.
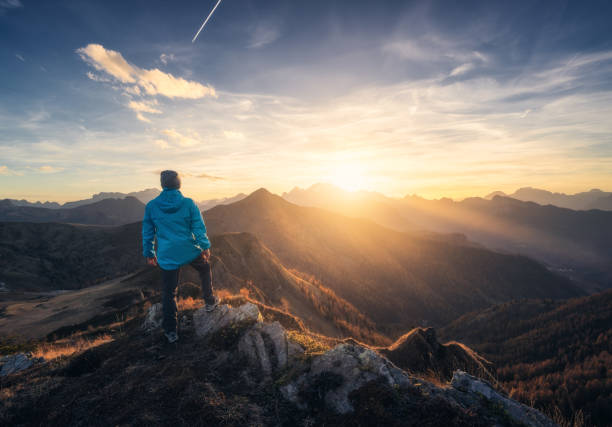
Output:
[286,330,333,355]
[177,297,203,311]
[31,334,113,360]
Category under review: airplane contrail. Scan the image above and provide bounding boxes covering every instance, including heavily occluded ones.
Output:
[192,0,223,43]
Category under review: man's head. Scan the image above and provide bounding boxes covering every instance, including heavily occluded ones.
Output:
[160,170,181,190]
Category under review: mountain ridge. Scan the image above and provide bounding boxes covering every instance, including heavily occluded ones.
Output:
[204,188,583,331]
[0,196,146,226]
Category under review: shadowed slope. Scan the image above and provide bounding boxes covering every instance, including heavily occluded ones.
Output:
[0,221,143,291]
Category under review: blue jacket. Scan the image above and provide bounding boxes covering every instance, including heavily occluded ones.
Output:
[142,189,211,270]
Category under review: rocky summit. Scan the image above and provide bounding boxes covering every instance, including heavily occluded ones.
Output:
[0,300,558,426]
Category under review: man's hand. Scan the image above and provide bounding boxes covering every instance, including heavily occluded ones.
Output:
[146,257,158,267]
[201,249,211,261]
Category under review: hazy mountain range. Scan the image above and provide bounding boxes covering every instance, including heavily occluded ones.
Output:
[0,197,145,226]
[486,187,612,210]
[283,183,612,292]
[4,188,160,209]
[197,193,247,211]
[0,188,582,331]
[3,183,612,291]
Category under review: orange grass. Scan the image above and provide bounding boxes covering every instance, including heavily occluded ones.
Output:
[31,334,113,360]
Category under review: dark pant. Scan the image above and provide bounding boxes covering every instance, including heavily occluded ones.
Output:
[160,254,214,334]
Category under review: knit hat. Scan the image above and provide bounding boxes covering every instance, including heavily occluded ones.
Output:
[160,170,181,190]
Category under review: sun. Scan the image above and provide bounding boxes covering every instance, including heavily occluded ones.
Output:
[327,164,367,192]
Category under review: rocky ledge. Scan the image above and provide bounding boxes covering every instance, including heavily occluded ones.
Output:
[143,302,556,427]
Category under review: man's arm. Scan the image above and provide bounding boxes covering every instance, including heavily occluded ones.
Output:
[142,204,157,264]
[190,200,211,253]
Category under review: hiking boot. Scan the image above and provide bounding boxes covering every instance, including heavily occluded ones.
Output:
[165,331,179,344]
[205,296,219,312]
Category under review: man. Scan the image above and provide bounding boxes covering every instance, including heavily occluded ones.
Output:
[142,170,219,344]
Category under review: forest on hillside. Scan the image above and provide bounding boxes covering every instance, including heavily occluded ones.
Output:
[441,291,612,426]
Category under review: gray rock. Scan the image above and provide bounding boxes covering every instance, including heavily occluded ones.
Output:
[0,353,34,376]
[239,325,271,374]
[193,302,262,338]
[281,343,412,414]
[238,321,304,376]
[450,370,557,427]
[142,303,163,332]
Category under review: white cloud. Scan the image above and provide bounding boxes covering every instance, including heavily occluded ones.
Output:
[15,53,24,62]
[86,71,111,82]
[159,53,175,65]
[450,63,474,76]
[135,113,151,123]
[125,85,141,96]
[127,100,162,114]
[76,44,216,99]
[161,129,201,147]
[137,68,215,99]
[77,44,136,83]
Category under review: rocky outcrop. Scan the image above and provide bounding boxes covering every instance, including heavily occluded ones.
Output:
[238,321,305,376]
[143,302,556,426]
[193,302,262,338]
[0,353,43,376]
[281,342,415,413]
[193,303,303,376]
[450,371,556,427]
[379,327,496,383]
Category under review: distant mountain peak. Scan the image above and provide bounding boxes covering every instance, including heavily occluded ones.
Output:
[246,187,276,200]
[485,191,507,199]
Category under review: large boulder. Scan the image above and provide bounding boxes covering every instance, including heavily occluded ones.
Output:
[193,302,262,338]
[281,342,413,413]
[450,370,556,427]
[237,321,304,376]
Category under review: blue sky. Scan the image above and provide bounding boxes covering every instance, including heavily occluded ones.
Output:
[1,0,612,201]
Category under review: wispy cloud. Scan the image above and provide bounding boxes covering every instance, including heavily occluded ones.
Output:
[37,165,64,173]
[186,172,225,181]
[15,53,24,62]
[0,165,22,176]
[160,129,201,147]
[248,23,280,48]
[159,53,175,65]
[0,0,22,12]
[450,63,474,76]
[127,100,162,122]
[86,71,111,82]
